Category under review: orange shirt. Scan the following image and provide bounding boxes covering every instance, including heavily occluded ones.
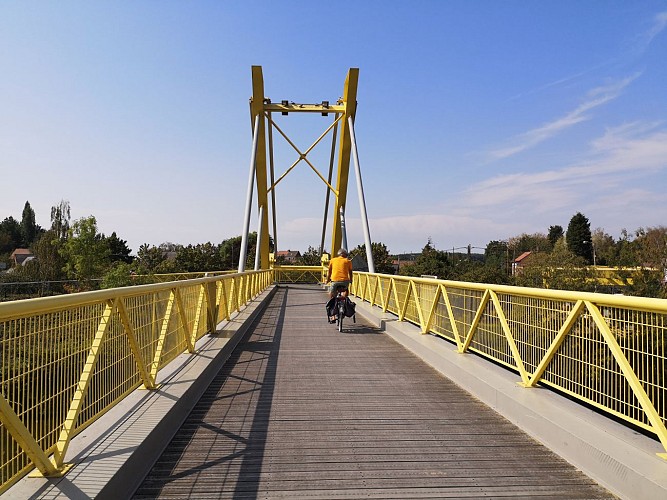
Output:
[328,256,353,282]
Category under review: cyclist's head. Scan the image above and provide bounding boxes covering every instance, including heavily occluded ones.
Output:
[338,248,348,258]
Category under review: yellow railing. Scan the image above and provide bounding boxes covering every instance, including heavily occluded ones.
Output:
[0,270,273,494]
[350,272,667,459]
[150,271,234,282]
[272,265,326,284]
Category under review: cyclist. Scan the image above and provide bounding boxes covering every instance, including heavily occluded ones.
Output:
[326,248,353,298]
[326,249,353,323]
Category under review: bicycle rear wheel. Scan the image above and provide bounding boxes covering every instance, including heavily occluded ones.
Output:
[338,303,344,332]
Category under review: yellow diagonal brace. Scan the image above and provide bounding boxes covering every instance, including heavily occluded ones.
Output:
[489,290,530,385]
[230,276,239,313]
[410,281,427,331]
[441,285,463,349]
[174,289,194,353]
[0,394,59,477]
[524,300,585,388]
[361,275,369,303]
[266,113,342,196]
[381,278,391,312]
[398,279,413,322]
[205,281,218,332]
[369,276,379,307]
[218,280,229,322]
[586,301,667,459]
[423,285,443,334]
[53,299,114,468]
[461,289,491,353]
[116,298,155,390]
[191,285,205,344]
[151,290,174,381]
[391,278,401,316]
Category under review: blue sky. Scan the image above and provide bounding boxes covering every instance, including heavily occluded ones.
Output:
[2,1,666,255]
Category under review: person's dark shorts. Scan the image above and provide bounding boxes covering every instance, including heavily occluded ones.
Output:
[329,281,350,295]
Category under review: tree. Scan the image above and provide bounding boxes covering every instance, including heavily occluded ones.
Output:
[135,243,167,273]
[590,228,615,266]
[298,246,322,266]
[175,242,223,272]
[400,239,450,278]
[633,226,667,270]
[566,212,593,263]
[20,201,37,246]
[101,262,149,289]
[547,225,564,249]
[0,216,22,255]
[50,200,71,240]
[32,230,67,281]
[351,242,395,274]
[508,233,551,256]
[104,232,133,264]
[218,233,270,270]
[484,240,509,274]
[614,229,639,267]
[515,238,592,291]
[60,216,110,281]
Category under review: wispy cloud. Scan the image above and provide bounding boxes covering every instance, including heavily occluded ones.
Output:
[489,74,640,160]
[472,122,667,211]
[632,11,667,53]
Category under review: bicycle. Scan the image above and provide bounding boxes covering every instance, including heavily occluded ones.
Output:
[329,286,355,333]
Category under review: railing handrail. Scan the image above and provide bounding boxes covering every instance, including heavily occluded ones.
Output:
[0,271,267,319]
[356,272,667,313]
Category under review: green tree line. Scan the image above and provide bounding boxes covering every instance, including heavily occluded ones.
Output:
[2,204,666,299]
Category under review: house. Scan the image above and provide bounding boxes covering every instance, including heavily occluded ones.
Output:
[512,251,533,276]
[10,248,34,267]
[276,250,301,264]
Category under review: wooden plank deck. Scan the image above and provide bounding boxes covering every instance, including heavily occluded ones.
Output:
[134,284,614,499]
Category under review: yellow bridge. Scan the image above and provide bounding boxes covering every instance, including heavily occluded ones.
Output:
[1,68,666,499]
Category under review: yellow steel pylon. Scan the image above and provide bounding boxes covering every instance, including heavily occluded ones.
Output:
[240,66,373,271]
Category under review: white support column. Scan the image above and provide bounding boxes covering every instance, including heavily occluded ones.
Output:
[348,116,375,273]
[339,207,348,253]
[239,114,261,273]
[254,206,264,271]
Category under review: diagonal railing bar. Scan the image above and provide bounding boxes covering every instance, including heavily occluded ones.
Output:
[151,290,175,381]
[398,279,413,322]
[586,301,667,459]
[391,277,402,315]
[524,300,586,388]
[380,277,391,312]
[461,289,491,353]
[0,395,58,477]
[369,275,380,308]
[440,285,463,349]
[489,290,530,385]
[191,285,206,348]
[52,300,115,469]
[217,279,229,322]
[116,298,155,390]
[424,285,443,334]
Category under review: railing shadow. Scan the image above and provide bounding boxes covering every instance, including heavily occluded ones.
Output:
[134,287,288,498]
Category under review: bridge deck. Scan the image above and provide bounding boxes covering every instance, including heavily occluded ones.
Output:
[134,285,613,499]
